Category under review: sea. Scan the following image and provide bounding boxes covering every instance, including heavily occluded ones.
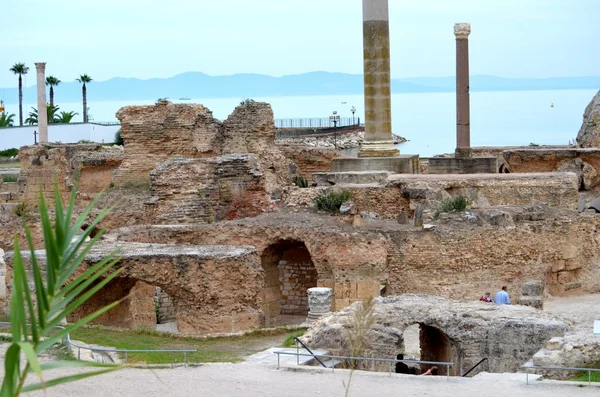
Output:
[3,89,597,157]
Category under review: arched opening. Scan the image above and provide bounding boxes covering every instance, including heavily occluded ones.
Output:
[260,240,318,327]
[69,277,157,329]
[398,323,462,376]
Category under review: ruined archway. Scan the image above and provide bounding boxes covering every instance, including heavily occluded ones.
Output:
[69,277,158,329]
[260,240,318,327]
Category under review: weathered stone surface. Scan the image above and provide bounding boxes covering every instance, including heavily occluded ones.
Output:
[113,101,221,184]
[576,90,600,148]
[0,248,5,315]
[148,155,266,224]
[517,296,543,310]
[275,128,406,150]
[532,333,600,379]
[428,156,498,174]
[279,147,338,179]
[4,242,262,335]
[521,280,544,296]
[302,294,566,375]
[18,144,123,204]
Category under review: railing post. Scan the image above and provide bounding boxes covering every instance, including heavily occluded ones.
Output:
[125,352,128,364]
[277,353,280,370]
[389,361,392,377]
[184,352,187,366]
[296,339,299,365]
[589,370,591,386]
[77,347,80,361]
[447,364,450,380]
[526,368,529,385]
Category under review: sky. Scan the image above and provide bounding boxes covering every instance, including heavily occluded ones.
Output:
[0,0,598,88]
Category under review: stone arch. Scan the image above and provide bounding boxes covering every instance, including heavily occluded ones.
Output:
[260,239,319,327]
[69,276,158,329]
[499,162,511,173]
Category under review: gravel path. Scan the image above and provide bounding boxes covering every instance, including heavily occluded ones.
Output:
[12,363,598,397]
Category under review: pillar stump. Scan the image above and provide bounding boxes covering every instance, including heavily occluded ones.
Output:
[306,287,333,323]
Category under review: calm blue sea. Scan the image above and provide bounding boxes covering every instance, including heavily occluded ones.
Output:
[4,89,596,157]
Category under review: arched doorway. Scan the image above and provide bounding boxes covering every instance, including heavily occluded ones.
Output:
[260,240,318,327]
[398,323,462,376]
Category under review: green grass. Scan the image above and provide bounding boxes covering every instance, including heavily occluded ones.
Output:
[0,162,20,168]
[68,325,293,365]
[282,329,307,347]
[2,174,18,182]
[571,361,600,383]
[435,196,469,216]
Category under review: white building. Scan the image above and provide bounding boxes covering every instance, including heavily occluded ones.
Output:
[0,123,120,151]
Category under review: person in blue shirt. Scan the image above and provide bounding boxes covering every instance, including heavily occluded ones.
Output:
[495,286,511,305]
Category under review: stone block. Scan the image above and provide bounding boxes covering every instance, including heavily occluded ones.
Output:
[335,298,351,310]
[428,156,498,174]
[557,271,576,285]
[313,171,391,186]
[521,280,544,296]
[564,260,582,271]
[551,261,565,273]
[562,245,578,260]
[232,312,262,332]
[545,337,565,351]
[518,296,543,310]
[330,155,419,174]
[356,282,380,299]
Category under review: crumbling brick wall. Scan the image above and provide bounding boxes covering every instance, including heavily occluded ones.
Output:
[18,144,123,204]
[280,147,338,179]
[148,154,266,224]
[113,101,222,184]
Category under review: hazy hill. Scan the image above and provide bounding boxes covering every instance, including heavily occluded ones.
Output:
[1,72,599,104]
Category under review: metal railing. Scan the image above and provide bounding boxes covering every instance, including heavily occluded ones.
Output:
[522,364,600,386]
[275,117,359,129]
[0,322,196,365]
[462,357,487,377]
[294,337,327,368]
[274,350,453,380]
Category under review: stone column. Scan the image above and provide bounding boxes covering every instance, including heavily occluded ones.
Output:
[35,62,48,143]
[454,23,471,158]
[306,287,332,322]
[359,0,399,158]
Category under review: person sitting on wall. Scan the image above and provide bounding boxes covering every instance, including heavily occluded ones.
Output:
[479,292,492,303]
[494,286,511,305]
[420,366,439,376]
[395,354,409,374]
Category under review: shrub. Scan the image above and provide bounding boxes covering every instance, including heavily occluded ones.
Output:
[436,196,469,216]
[529,142,539,147]
[12,201,29,218]
[314,190,352,213]
[114,129,124,145]
[292,175,309,188]
[0,148,18,158]
[239,98,255,106]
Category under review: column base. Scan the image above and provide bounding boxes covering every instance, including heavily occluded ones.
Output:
[359,140,399,158]
[455,147,473,158]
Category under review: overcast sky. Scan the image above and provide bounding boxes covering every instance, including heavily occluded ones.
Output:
[1,0,598,88]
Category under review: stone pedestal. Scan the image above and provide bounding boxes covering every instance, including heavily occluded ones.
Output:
[332,155,419,174]
[35,62,48,143]
[518,280,544,310]
[306,287,332,322]
[428,156,498,174]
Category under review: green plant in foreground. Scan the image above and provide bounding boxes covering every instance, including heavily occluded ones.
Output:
[314,190,352,213]
[292,175,309,188]
[436,196,469,216]
[0,183,124,396]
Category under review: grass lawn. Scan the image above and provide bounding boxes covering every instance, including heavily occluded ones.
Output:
[69,326,307,365]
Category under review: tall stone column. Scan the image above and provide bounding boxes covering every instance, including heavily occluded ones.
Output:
[359,0,399,158]
[35,62,48,143]
[454,23,471,158]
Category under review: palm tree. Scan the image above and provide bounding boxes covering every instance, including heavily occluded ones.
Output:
[55,111,78,124]
[25,104,60,125]
[45,76,61,106]
[9,62,29,126]
[0,112,15,127]
[76,74,92,123]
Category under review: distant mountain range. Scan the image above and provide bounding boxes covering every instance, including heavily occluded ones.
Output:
[1,72,599,104]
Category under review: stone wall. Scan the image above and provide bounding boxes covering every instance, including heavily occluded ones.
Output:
[113,101,221,184]
[4,242,263,335]
[279,147,338,179]
[155,287,176,323]
[503,148,600,190]
[148,155,266,224]
[279,247,318,315]
[18,144,123,204]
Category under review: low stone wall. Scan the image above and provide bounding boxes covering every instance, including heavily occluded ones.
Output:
[147,154,267,224]
[18,144,123,204]
[279,147,338,179]
[4,242,262,335]
[503,148,600,190]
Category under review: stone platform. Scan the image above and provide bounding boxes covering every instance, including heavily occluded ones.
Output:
[331,155,419,174]
[428,156,498,174]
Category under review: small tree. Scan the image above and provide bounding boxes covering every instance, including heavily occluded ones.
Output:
[0,183,124,395]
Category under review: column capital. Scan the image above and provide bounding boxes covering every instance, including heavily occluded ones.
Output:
[34,62,47,72]
[454,23,471,39]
